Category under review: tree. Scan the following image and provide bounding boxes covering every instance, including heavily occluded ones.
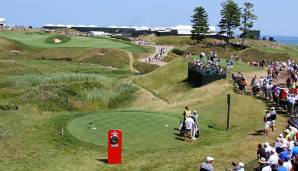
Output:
[240,2,257,47]
[218,0,241,45]
[191,6,209,43]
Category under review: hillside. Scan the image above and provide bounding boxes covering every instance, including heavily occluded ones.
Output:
[141,35,298,63]
[0,32,291,171]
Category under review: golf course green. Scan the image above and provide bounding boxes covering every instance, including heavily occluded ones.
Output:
[68,111,184,151]
[0,32,145,53]
[0,31,294,170]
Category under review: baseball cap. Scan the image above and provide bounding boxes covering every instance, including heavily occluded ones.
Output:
[207,156,214,161]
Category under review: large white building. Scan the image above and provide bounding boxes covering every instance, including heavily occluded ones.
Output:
[0,18,6,27]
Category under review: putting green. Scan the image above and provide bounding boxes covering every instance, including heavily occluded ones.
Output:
[67,111,185,151]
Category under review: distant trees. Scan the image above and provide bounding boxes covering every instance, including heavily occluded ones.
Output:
[190,1,258,47]
[218,0,241,45]
[240,2,257,47]
[191,6,209,43]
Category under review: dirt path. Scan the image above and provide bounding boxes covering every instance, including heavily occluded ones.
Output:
[138,45,175,66]
[124,50,139,73]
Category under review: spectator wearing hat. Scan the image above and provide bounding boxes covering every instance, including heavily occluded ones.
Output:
[268,149,279,165]
[279,144,289,161]
[264,111,272,136]
[258,144,267,159]
[275,138,284,154]
[200,156,214,171]
[238,162,245,171]
[270,107,277,134]
[231,161,240,171]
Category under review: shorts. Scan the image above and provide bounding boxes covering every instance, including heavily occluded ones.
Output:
[265,121,271,129]
[270,120,276,127]
[185,129,191,135]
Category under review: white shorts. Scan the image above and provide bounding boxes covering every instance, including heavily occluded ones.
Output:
[270,120,276,127]
[265,121,271,129]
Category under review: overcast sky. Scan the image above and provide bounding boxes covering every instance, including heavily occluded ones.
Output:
[1,0,297,37]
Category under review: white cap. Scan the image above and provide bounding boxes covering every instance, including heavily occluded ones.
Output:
[207,156,214,161]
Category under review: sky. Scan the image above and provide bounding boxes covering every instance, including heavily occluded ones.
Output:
[1,0,298,37]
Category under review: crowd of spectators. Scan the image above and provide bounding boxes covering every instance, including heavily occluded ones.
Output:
[191,51,226,76]
[145,46,167,63]
[206,40,247,49]
[241,60,298,171]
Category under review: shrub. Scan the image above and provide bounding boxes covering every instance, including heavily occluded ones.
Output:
[3,73,110,87]
[111,35,132,42]
[23,84,79,111]
[109,83,138,108]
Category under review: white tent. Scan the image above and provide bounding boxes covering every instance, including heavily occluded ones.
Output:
[0,18,6,26]
[90,31,110,36]
[172,25,192,35]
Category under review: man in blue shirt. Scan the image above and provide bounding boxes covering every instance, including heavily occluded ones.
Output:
[277,160,287,171]
[291,142,298,158]
[279,145,289,161]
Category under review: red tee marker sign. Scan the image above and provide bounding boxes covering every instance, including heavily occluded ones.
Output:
[108,130,122,164]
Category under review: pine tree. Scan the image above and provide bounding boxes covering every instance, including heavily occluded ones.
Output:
[240,2,257,47]
[218,0,241,45]
[191,6,209,43]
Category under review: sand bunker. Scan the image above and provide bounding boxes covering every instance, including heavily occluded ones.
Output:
[54,38,62,43]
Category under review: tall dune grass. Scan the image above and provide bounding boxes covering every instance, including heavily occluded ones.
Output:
[2,73,111,87]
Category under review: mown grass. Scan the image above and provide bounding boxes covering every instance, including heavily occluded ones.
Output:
[45,35,71,44]
[0,33,290,171]
[0,31,146,53]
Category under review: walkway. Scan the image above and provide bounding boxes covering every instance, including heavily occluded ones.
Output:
[135,42,174,66]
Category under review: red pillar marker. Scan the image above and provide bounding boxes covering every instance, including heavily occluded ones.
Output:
[108,130,122,164]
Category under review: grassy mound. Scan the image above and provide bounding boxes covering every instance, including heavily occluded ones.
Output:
[133,61,159,74]
[240,48,291,62]
[141,35,194,45]
[45,35,71,44]
[163,52,181,63]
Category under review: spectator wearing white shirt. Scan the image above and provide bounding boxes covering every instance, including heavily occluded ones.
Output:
[268,150,278,165]
[184,117,194,143]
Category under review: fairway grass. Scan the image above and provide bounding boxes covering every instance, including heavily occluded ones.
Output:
[0,32,147,53]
